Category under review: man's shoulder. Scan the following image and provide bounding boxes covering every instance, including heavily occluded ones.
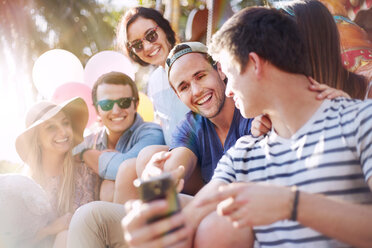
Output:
[328,97,371,110]
[134,121,163,132]
[327,98,372,119]
[178,111,204,126]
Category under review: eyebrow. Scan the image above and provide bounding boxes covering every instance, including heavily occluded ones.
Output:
[175,69,207,91]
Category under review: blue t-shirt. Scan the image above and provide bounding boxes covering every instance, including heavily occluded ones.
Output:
[170,108,252,183]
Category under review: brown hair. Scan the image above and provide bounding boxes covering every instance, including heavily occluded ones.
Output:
[281,0,367,99]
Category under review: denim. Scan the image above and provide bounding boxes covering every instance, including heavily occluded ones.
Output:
[75,114,165,180]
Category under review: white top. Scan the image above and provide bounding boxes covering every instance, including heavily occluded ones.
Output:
[147,67,189,145]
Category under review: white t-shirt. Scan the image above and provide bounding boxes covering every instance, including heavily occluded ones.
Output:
[147,67,189,145]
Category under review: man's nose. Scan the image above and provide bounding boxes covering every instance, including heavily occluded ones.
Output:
[191,83,203,96]
[111,102,122,113]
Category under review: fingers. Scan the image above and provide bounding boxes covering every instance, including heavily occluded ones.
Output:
[308,77,319,86]
[308,77,350,100]
[122,200,189,247]
[176,179,184,193]
[195,183,240,207]
[170,166,185,182]
[251,114,272,137]
[150,151,171,164]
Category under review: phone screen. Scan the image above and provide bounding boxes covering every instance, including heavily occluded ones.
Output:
[134,173,181,223]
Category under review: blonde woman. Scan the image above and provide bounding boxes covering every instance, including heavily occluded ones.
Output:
[8,97,100,247]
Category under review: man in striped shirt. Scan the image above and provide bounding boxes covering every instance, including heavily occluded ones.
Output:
[191,6,372,248]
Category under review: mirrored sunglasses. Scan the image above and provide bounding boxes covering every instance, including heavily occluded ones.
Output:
[128,26,159,53]
[97,97,136,111]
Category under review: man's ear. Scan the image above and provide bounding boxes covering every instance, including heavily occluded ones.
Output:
[215,62,227,81]
[248,52,263,78]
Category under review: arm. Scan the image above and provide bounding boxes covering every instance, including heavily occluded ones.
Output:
[141,147,203,195]
[197,180,372,248]
[98,127,165,180]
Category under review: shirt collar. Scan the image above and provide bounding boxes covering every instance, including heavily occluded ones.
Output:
[98,113,144,148]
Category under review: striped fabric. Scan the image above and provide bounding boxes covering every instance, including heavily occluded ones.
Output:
[213,98,372,248]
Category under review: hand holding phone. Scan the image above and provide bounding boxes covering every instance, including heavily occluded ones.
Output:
[134,173,181,224]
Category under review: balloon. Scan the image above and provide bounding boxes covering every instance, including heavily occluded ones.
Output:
[52,82,98,128]
[32,49,84,99]
[137,92,154,122]
[84,51,136,88]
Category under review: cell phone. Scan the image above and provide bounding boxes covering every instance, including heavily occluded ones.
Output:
[134,173,181,224]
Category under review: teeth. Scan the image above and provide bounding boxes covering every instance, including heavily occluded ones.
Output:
[55,138,68,143]
[149,48,160,57]
[197,94,212,105]
[111,117,124,121]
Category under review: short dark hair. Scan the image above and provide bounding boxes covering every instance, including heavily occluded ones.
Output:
[116,7,176,66]
[210,7,309,75]
[92,71,139,109]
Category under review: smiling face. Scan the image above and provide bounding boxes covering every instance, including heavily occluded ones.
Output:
[127,17,171,67]
[38,111,73,155]
[169,53,227,119]
[96,83,137,136]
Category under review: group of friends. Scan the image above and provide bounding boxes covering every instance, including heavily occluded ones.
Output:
[1,0,372,247]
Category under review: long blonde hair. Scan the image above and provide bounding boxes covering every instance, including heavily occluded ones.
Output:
[27,126,76,216]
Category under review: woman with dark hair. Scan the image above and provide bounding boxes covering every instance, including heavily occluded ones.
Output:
[278,0,369,99]
[116,7,188,146]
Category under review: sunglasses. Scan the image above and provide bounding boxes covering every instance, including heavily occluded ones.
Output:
[128,26,159,53]
[96,97,136,111]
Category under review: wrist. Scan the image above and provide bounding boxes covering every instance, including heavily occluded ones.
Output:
[289,186,300,221]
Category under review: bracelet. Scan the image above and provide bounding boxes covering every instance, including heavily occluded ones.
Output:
[79,148,90,162]
[290,186,300,221]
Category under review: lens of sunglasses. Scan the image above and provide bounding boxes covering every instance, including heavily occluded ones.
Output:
[130,28,159,53]
[97,97,135,111]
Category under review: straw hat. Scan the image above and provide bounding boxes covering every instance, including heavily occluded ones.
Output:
[15,97,88,164]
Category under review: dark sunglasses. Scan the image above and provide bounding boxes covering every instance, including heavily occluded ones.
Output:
[96,97,136,111]
[128,26,159,53]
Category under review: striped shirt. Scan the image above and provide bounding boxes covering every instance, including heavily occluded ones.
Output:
[213,98,372,248]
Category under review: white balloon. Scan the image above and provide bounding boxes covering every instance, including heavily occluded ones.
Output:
[84,51,136,88]
[32,49,84,98]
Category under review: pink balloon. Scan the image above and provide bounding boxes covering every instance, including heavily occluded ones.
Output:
[52,82,98,128]
[84,51,136,88]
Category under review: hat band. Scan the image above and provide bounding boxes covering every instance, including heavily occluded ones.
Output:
[166,47,193,69]
[30,105,55,126]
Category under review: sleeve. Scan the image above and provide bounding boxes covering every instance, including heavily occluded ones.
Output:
[98,125,166,180]
[211,147,237,183]
[72,134,96,156]
[343,101,372,182]
[355,102,372,181]
[170,115,200,160]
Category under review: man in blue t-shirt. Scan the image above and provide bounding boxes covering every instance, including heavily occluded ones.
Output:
[137,42,252,195]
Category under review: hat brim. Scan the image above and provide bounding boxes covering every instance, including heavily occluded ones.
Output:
[15,97,88,164]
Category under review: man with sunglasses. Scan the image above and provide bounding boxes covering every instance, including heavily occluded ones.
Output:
[74,71,165,201]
